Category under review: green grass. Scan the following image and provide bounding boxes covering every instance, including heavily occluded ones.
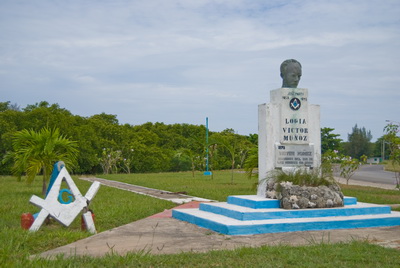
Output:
[340,184,400,211]
[0,175,175,265]
[100,170,256,202]
[23,241,400,267]
[1,171,400,267]
[384,160,400,172]
[340,184,400,204]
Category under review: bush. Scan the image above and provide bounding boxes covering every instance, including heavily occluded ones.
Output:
[271,168,335,188]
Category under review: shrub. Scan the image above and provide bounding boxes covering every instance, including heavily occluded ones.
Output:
[268,168,336,190]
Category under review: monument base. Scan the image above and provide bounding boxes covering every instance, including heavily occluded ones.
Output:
[172,195,400,235]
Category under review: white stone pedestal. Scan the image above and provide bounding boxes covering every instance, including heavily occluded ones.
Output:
[258,88,321,197]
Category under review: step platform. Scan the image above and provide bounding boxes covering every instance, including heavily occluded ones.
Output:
[172,195,400,235]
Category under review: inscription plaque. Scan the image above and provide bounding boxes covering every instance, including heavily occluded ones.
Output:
[275,144,314,168]
[279,88,309,145]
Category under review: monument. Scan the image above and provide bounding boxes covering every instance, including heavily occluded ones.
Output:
[172,59,400,235]
[257,59,321,197]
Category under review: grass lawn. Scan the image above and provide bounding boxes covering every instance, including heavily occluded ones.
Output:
[340,184,400,207]
[0,175,175,266]
[100,170,257,202]
[101,170,400,208]
[384,160,400,172]
[1,171,399,267]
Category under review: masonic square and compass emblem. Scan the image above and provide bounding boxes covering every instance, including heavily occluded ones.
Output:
[289,97,301,111]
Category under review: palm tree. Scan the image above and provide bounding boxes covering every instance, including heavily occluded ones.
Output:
[177,148,198,177]
[211,134,238,184]
[244,146,258,180]
[11,127,78,195]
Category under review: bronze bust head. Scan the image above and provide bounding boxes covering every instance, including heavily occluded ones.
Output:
[280,59,302,88]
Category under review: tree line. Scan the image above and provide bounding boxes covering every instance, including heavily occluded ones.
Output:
[1,101,388,178]
[322,125,388,161]
[0,101,255,175]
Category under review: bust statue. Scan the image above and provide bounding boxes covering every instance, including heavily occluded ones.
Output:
[280,59,302,88]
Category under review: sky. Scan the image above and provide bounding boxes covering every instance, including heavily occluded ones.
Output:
[1,0,399,142]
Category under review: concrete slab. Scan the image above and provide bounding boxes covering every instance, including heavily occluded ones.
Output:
[80,177,215,204]
[38,215,400,258]
[149,201,210,218]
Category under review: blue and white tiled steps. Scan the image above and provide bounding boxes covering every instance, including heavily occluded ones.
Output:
[172,195,400,235]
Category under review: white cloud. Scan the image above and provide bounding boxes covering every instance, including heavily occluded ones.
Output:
[1,0,399,141]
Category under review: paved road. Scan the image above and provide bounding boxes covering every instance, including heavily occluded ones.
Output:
[351,165,398,186]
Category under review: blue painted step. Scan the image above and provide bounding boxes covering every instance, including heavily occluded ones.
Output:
[172,195,400,235]
[227,195,357,209]
[199,202,392,221]
[172,208,400,235]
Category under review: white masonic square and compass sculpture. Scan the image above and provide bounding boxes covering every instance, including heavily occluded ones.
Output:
[29,166,100,234]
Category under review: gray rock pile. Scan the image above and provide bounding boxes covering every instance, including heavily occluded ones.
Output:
[266,180,344,209]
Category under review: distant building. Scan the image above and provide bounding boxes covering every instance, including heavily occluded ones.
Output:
[367,157,381,164]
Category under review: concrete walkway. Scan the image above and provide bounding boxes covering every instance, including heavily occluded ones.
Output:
[80,177,215,204]
[335,176,398,191]
[37,177,400,259]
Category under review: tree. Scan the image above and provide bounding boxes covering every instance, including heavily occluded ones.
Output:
[211,130,252,184]
[0,101,10,112]
[174,148,199,177]
[0,108,22,174]
[384,122,400,190]
[247,133,258,145]
[10,127,78,195]
[321,127,342,154]
[0,101,259,174]
[208,143,218,178]
[373,136,390,160]
[0,101,19,112]
[344,124,373,159]
[99,148,122,174]
[322,150,365,185]
[211,133,237,184]
[244,146,258,180]
[340,157,360,185]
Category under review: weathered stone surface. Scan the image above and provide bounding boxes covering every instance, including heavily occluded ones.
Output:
[265,181,344,209]
[257,86,321,197]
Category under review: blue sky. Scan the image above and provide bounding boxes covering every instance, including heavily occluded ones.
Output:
[1,0,399,142]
